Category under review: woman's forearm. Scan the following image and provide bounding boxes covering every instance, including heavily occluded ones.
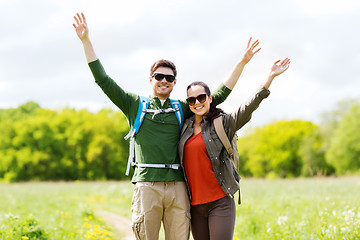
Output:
[223,60,247,90]
[264,74,275,90]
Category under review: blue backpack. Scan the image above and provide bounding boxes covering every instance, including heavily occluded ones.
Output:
[124,96,184,175]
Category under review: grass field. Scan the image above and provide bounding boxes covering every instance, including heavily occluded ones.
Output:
[0,178,359,239]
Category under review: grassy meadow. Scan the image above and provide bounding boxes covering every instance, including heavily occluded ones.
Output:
[0,178,359,239]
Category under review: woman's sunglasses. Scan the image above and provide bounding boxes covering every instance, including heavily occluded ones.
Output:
[186,94,207,106]
[152,73,176,82]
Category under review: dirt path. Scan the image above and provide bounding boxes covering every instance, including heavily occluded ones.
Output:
[96,210,135,240]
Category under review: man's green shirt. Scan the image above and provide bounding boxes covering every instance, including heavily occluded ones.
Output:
[89,59,231,182]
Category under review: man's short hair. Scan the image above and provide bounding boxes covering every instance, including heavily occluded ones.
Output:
[150,59,177,77]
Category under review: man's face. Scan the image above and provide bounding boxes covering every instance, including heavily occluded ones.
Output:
[150,67,176,100]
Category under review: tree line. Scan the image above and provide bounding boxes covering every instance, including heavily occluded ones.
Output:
[0,100,359,182]
[238,99,360,178]
[0,102,130,182]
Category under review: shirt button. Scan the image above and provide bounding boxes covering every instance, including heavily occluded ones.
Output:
[209,139,212,142]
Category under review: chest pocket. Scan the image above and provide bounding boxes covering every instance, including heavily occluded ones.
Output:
[209,128,224,153]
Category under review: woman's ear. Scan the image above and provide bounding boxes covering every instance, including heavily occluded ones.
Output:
[209,95,213,103]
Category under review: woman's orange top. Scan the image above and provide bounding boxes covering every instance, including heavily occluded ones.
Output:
[183,132,226,205]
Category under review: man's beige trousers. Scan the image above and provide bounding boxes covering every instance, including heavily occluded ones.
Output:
[131,181,191,240]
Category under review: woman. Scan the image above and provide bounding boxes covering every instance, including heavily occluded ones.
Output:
[178,58,290,240]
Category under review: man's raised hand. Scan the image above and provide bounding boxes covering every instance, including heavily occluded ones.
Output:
[73,12,89,41]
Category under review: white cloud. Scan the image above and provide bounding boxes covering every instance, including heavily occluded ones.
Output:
[295,0,360,16]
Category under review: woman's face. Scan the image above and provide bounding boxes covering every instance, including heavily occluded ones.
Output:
[187,85,212,117]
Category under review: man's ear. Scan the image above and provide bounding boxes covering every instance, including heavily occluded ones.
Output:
[173,79,177,86]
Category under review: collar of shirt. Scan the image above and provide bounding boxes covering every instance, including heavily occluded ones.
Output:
[148,96,171,108]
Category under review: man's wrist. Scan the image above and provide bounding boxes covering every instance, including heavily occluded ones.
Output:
[239,58,248,64]
[81,36,91,44]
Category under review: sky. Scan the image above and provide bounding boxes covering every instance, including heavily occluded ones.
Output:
[0,0,359,131]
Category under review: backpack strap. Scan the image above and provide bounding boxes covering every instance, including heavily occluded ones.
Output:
[170,99,184,130]
[135,163,180,170]
[133,96,149,135]
[214,116,241,205]
[124,96,149,140]
[124,96,149,176]
[214,116,234,162]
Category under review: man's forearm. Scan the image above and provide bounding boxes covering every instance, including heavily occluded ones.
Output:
[82,38,98,63]
[212,83,232,106]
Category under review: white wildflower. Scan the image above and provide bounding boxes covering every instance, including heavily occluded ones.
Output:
[348,210,355,217]
[4,213,19,219]
[277,216,289,225]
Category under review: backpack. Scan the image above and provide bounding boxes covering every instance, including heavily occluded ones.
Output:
[124,96,184,175]
[213,116,241,204]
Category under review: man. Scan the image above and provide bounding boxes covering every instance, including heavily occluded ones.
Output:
[73,12,260,240]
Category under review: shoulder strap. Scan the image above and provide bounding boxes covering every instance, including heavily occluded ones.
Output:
[214,116,241,205]
[170,99,184,130]
[124,96,148,176]
[214,116,233,157]
[133,96,149,135]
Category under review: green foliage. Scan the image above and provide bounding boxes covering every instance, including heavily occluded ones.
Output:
[0,102,130,181]
[298,129,333,177]
[1,180,360,240]
[233,178,360,240]
[326,104,360,175]
[237,99,360,178]
[238,120,318,178]
[0,214,48,240]
[0,101,41,122]
[0,182,123,240]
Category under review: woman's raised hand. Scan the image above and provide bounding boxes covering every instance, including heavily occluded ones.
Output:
[270,58,291,77]
[241,37,261,64]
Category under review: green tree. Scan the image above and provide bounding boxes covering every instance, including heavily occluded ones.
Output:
[326,104,360,175]
[0,102,130,182]
[238,120,317,178]
[299,129,331,177]
[0,101,40,122]
[319,98,360,153]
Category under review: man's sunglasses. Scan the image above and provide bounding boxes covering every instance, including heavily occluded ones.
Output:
[186,94,207,106]
[152,73,176,82]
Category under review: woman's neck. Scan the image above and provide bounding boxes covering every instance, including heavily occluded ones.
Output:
[192,115,203,135]
[194,115,204,125]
